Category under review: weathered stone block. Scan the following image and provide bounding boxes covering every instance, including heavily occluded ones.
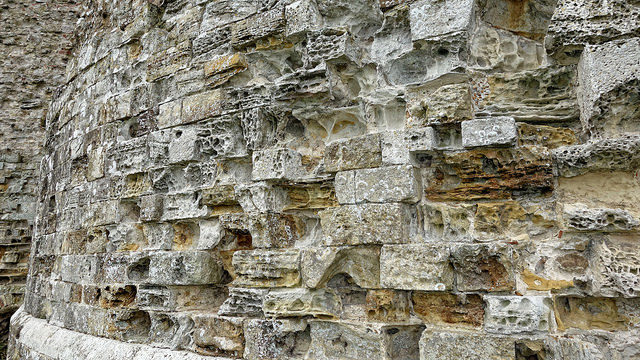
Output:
[249,212,306,248]
[232,249,300,288]
[554,296,628,331]
[231,7,285,48]
[324,134,382,172]
[320,203,417,245]
[380,244,454,291]
[301,246,380,289]
[554,135,640,177]
[203,53,248,88]
[144,251,224,285]
[484,296,551,334]
[420,331,515,360]
[578,38,640,137]
[181,90,227,124]
[450,243,514,292]
[381,128,437,165]
[563,205,639,232]
[192,314,244,357]
[412,292,484,328]
[335,165,420,204]
[218,287,267,317]
[461,117,517,148]
[409,0,473,41]
[590,235,640,297]
[306,321,424,360]
[252,148,306,181]
[285,0,323,36]
[243,319,309,360]
[365,289,410,322]
[263,288,341,318]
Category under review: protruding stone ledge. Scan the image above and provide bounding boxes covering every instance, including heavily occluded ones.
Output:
[8,308,229,360]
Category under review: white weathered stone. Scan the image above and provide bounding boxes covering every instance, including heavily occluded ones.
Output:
[461,117,517,148]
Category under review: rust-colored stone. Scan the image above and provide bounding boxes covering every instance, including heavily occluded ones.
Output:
[365,289,410,322]
[554,296,628,331]
[412,292,484,328]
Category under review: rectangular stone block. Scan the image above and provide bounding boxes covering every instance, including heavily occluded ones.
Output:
[461,117,517,148]
[381,244,454,291]
[243,319,309,360]
[263,288,341,318]
[252,148,305,181]
[231,7,285,48]
[136,285,226,311]
[450,243,514,292]
[335,165,421,204]
[143,251,225,285]
[192,314,244,357]
[301,246,380,289]
[306,321,424,360]
[147,41,192,81]
[161,193,209,221]
[365,289,410,322]
[420,331,515,360]
[324,134,382,172]
[281,183,337,210]
[484,296,551,334]
[232,249,300,288]
[410,0,473,41]
[319,203,417,245]
[412,292,484,328]
[554,296,629,331]
[218,287,267,317]
[381,127,437,165]
[203,53,248,88]
[590,235,640,297]
[285,0,322,36]
[181,90,227,124]
[249,212,306,248]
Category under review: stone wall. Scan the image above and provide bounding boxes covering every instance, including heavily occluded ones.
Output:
[7,0,640,359]
[0,0,79,356]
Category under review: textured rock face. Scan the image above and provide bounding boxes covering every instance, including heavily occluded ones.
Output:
[7,0,640,359]
[0,0,80,356]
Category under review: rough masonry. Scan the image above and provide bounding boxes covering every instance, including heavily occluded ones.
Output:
[6,0,640,359]
[0,0,80,356]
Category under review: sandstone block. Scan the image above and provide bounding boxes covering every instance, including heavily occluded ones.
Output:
[192,314,244,357]
[301,246,381,289]
[484,296,551,334]
[285,0,323,37]
[249,212,306,248]
[554,135,640,177]
[554,296,628,331]
[218,287,267,317]
[232,249,300,288]
[365,289,410,322]
[144,251,224,285]
[380,244,454,291]
[324,134,382,172]
[231,7,285,48]
[181,90,227,124]
[335,165,420,204]
[320,203,417,245]
[263,288,341,318]
[563,205,639,232]
[306,321,424,360]
[461,117,517,148]
[412,292,484,328]
[590,235,640,297]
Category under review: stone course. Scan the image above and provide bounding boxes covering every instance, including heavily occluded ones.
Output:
[4,0,640,359]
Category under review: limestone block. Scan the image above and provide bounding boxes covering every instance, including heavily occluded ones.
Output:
[218,287,267,317]
[420,331,515,360]
[469,24,545,72]
[563,205,639,232]
[146,251,225,285]
[203,53,248,88]
[200,0,257,33]
[461,117,517,148]
[252,148,306,181]
[249,212,306,248]
[477,0,557,41]
[553,135,640,177]
[192,314,244,357]
[305,30,359,67]
[235,182,289,213]
[518,123,577,149]
[232,249,301,288]
[471,66,579,123]
[450,243,514,292]
[409,0,473,41]
[243,319,309,360]
[554,296,629,331]
[300,246,380,289]
[365,289,410,322]
[484,296,551,334]
[137,285,226,312]
[231,7,286,48]
[412,293,484,328]
[371,4,412,64]
[590,235,640,297]
[324,134,382,172]
[157,99,182,129]
[201,185,237,206]
[146,41,192,82]
[148,311,194,349]
[139,195,163,221]
[285,0,323,37]
[281,183,338,210]
[181,90,227,124]
[320,203,417,245]
[546,0,640,59]
[380,244,454,291]
[306,321,424,360]
[160,193,209,221]
[382,128,436,165]
[578,39,640,137]
[335,165,420,204]
[263,288,341,318]
[404,76,473,127]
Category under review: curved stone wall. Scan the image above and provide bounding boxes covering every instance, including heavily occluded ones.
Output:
[8,0,640,359]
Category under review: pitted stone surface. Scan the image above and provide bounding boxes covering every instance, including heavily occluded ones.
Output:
[6,0,640,359]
